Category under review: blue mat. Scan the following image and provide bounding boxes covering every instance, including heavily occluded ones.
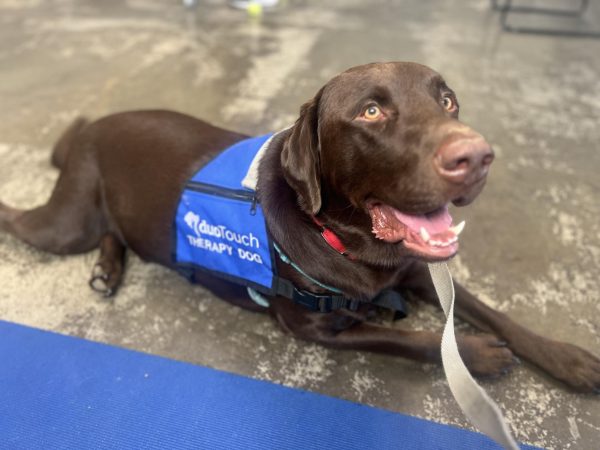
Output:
[0,320,537,449]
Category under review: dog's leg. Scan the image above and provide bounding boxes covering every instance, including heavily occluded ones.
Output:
[51,117,88,169]
[0,150,105,255]
[401,261,600,393]
[89,233,126,297]
[0,203,20,232]
[268,298,517,378]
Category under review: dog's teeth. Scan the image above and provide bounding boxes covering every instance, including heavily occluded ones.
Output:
[419,227,430,242]
[429,238,457,248]
[449,220,466,237]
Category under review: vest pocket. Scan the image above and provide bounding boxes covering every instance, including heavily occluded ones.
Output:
[174,180,274,292]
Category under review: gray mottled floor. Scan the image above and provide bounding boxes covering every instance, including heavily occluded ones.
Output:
[1,0,599,448]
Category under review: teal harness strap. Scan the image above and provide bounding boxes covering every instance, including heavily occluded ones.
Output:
[273,242,344,294]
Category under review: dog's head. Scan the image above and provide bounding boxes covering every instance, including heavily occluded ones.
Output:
[281,62,494,262]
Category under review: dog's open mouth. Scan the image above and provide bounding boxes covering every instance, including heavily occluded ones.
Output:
[367,202,464,260]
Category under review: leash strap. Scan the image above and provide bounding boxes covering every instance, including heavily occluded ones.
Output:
[428,262,520,450]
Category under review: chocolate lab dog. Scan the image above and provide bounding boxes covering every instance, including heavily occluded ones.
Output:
[1,62,598,392]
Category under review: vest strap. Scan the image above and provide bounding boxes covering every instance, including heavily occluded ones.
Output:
[270,243,408,315]
[272,276,361,313]
[249,275,409,315]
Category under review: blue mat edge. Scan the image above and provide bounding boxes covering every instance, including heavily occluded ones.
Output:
[0,319,540,450]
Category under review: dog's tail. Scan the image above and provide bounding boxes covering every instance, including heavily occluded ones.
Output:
[51,117,89,169]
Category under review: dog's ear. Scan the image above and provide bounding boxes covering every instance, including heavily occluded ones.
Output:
[281,89,323,215]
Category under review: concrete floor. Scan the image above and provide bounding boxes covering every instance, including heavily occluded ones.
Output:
[1,0,599,448]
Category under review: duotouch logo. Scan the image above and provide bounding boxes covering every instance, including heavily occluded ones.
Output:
[183,211,263,263]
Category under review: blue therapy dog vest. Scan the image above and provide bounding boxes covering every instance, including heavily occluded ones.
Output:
[174,134,276,294]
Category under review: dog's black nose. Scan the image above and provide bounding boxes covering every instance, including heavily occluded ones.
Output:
[434,133,494,185]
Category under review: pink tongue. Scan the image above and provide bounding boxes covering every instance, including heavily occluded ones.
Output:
[393,205,452,235]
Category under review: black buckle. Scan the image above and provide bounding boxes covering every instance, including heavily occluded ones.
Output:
[292,289,330,312]
[292,289,358,313]
[273,276,360,314]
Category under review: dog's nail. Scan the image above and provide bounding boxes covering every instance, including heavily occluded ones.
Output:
[512,356,521,365]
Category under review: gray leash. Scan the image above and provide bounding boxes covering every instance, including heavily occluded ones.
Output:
[428,262,520,450]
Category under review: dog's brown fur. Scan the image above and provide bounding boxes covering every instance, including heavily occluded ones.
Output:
[1,62,599,392]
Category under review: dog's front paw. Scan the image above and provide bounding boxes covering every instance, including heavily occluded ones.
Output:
[536,340,600,394]
[457,334,520,378]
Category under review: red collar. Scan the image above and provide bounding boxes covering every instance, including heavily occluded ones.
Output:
[312,216,356,260]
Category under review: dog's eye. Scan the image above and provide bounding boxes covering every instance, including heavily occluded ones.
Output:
[442,95,455,111]
[363,105,382,120]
